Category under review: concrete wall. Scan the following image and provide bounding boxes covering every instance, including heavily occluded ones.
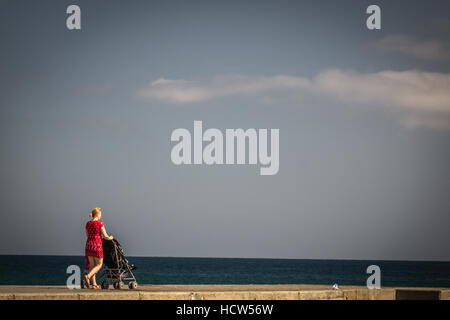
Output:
[0,286,448,300]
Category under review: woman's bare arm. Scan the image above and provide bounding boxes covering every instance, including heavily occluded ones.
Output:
[101,226,113,240]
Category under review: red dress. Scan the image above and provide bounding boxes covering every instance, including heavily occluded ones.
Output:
[85,220,104,259]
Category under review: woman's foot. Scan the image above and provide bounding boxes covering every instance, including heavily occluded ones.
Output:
[92,284,101,290]
[84,274,90,288]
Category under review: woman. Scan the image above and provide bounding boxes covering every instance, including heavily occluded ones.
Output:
[84,207,113,289]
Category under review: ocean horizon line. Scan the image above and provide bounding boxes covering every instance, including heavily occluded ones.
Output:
[0,254,449,263]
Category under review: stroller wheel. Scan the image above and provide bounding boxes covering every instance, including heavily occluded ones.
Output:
[128,281,138,290]
[101,280,109,290]
[114,281,125,290]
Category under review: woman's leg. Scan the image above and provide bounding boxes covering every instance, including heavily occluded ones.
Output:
[84,256,95,287]
[87,257,103,280]
[92,257,103,288]
[87,256,95,274]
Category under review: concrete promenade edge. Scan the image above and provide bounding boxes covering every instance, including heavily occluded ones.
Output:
[0,284,449,300]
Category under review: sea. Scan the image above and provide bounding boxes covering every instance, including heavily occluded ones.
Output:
[0,255,449,287]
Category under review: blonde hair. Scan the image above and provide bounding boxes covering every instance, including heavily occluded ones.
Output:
[90,207,102,218]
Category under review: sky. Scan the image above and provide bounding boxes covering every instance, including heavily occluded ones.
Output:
[0,0,449,260]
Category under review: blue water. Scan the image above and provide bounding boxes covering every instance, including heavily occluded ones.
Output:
[0,255,449,287]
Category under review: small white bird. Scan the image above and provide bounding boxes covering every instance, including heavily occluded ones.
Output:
[332,283,339,290]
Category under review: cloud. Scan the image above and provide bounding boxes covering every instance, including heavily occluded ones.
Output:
[138,75,309,104]
[314,69,450,130]
[313,69,450,114]
[375,35,450,61]
[138,70,450,130]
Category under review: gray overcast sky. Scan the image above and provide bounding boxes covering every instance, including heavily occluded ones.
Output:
[0,0,449,260]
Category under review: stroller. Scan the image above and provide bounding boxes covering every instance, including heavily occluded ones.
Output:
[100,238,138,290]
